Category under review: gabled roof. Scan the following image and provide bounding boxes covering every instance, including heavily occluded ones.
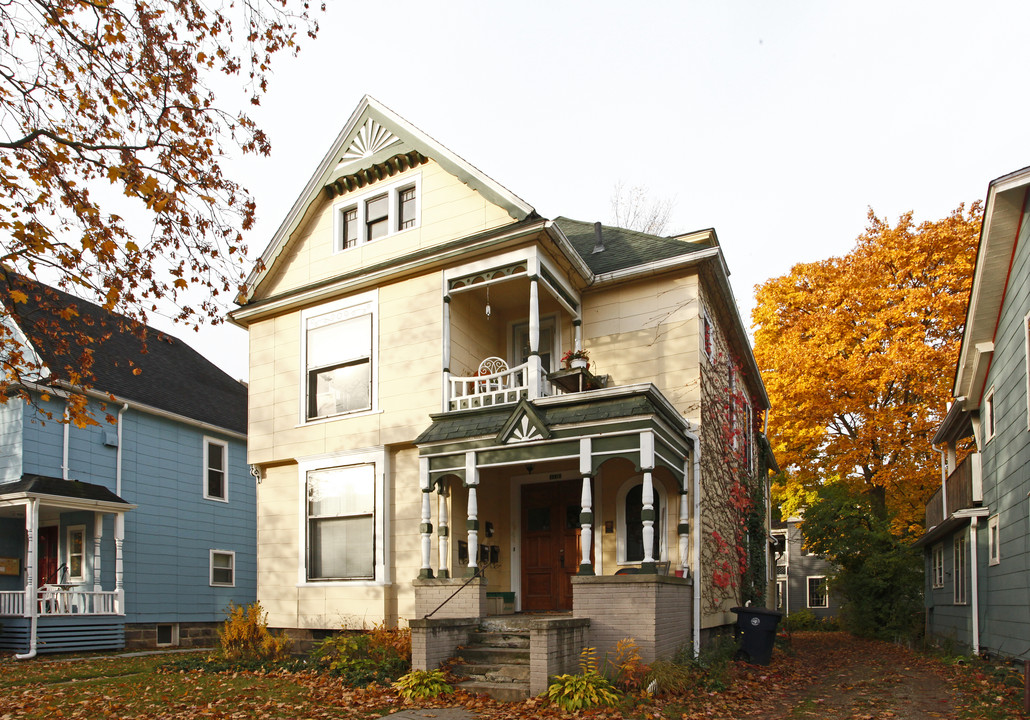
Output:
[951,165,1030,408]
[2,275,247,435]
[243,95,536,302]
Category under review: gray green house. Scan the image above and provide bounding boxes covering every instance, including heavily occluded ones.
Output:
[916,165,1030,658]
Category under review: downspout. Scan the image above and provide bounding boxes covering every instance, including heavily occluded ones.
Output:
[970,517,981,655]
[685,426,702,657]
[932,444,948,519]
[15,498,39,660]
[114,404,128,615]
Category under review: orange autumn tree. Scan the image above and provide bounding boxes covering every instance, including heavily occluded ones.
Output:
[753,204,981,536]
[0,0,322,421]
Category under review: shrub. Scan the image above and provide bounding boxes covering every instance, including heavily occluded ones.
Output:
[393,669,454,701]
[217,602,293,664]
[783,608,818,631]
[609,638,650,693]
[645,660,700,696]
[312,623,411,686]
[545,647,620,712]
[666,635,737,691]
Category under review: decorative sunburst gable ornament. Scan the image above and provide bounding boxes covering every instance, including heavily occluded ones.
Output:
[496,401,551,445]
[341,118,400,162]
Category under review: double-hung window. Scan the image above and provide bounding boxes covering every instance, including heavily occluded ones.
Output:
[931,543,944,588]
[67,525,85,582]
[954,533,968,604]
[304,293,377,422]
[807,576,828,608]
[984,387,997,442]
[333,174,421,252]
[989,514,1000,566]
[210,550,235,586]
[307,464,376,580]
[204,437,228,501]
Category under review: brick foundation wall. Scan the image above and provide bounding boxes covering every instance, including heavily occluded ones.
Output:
[124,621,220,650]
[572,574,693,663]
[413,576,487,619]
[528,618,590,695]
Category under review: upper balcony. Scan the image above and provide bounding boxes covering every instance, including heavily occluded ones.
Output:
[925,452,982,529]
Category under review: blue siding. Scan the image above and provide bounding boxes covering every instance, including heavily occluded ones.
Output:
[2,391,255,633]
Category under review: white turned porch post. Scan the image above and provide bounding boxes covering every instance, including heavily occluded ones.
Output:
[640,431,657,573]
[465,451,480,576]
[442,296,452,412]
[528,275,542,399]
[15,498,39,659]
[578,438,595,575]
[678,455,691,576]
[93,512,103,592]
[574,318,582,353]
[114,514,125,615]
[438,479,450,578]
[419,457,434,579]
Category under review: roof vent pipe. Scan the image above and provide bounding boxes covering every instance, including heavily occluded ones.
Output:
[592,221,605,254]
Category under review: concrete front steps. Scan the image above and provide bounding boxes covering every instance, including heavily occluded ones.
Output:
[452,618,533,701]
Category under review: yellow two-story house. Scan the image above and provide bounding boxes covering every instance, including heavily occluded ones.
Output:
[230,97,774,695]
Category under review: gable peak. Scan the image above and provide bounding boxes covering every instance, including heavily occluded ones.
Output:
[340,117,401,164]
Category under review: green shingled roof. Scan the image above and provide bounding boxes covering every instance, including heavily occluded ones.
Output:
[554,217,717,276]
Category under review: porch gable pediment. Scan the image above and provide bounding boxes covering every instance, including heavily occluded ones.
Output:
[496,400,551,445]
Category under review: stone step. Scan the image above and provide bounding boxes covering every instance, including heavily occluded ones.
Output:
[456,680,531,702]
[468,631,530,649]
[456,645,529,665]
[459,662,531,683]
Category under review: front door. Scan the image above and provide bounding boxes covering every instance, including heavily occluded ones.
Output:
[521,480,590,612]
[38,526,59,586]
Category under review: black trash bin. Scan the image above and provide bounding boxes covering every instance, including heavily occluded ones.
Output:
[730,606,783,665]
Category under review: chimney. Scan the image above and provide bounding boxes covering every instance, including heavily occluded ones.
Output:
[592,221,605,254]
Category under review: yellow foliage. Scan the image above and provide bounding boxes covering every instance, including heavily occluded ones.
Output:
[753,204,982,534]
[217,602,293,663]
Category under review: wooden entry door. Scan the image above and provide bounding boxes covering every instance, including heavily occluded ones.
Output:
[38,526,59,586]
[521,480,590,612]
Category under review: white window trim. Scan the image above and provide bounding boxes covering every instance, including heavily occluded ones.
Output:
[332,172,422,253]
[300,290,380,425]
[614,477,668,565]
[984,386,996,443]
[296,448,389,587]
[988,514,1000,566]
[66,524,86,583]
[209,549,235,587]
[954,533,968,605]
[773,531,787,577]
[931,543,945,588]
[806,575,829,608]
[203,436,229,502]
[155,623,179,647]
[700,305,714,362]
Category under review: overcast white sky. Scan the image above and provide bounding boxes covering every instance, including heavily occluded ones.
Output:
[177,1,1030,381]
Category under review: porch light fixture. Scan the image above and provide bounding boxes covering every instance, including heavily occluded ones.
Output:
[485,286,491,319]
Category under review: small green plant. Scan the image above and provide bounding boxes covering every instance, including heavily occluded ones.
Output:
[644,659,700,696]
[217,602,293,664]
[311,623,411,686]
[545,647,620,711]
[668,635,737,691]
[393,669,454,701]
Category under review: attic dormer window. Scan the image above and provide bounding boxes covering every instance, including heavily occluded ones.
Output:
[333,173,421,252]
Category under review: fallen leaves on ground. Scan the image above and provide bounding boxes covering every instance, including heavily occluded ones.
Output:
[0,632,1025,719]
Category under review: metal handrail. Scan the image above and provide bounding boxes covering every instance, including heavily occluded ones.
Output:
[422,564,484,619]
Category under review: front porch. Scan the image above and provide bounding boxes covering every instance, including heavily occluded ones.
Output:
[0,475,134,655]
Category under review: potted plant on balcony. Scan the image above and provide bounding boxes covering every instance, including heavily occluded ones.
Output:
[561,349,590,370]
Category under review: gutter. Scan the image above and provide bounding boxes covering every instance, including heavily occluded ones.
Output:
[684,424,702,657]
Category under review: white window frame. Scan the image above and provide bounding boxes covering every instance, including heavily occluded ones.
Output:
[203,436,229,502]
[806,575,828,608]
[931,543,944,588]
[614,477,668,565]
[300,290,379,424]
[66,524,86,582]
[332,173,422,253]
[155,623,179,647]
[297,448,388,587]
[988,514,1000,566]
[209,550,235,587]
[700,306,714,362]
[954,533,968,605]
[773,531,787,577]
[984,386,997,443]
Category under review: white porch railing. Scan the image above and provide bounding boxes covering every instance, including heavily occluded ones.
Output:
[0,590,24,616]
[0,588,119,616]
[448,362,530,411]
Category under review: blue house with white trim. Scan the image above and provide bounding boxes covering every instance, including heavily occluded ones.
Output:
[0,275,254,655]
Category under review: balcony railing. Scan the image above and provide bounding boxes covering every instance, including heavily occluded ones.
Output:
[0,588,121,617]
[925,452,982,528]
[447,362,529,411]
